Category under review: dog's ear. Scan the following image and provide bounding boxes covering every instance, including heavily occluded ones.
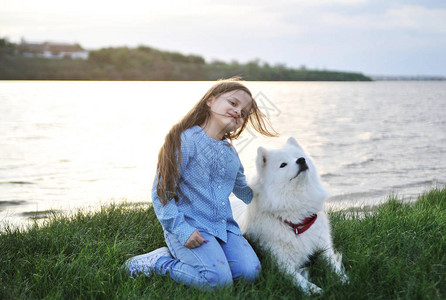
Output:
[286,137,303,150]
[256,146,268,171]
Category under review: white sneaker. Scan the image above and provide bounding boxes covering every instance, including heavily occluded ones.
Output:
[123,247,172,277]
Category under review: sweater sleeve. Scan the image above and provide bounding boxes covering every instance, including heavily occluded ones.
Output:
[151,131,197,246]
[232,161,253,204]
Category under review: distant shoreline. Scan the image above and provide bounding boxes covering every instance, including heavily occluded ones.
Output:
[370,75,446,81]
[2,39,444,81]
[0,43,371,81]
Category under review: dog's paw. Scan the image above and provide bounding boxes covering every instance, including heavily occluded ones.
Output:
[305,283,323,295]
[294,273,323,295]
[340,272,349,285]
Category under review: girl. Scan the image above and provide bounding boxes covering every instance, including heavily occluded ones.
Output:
[124,78,278,290]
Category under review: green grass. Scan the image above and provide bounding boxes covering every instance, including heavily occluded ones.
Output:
[1,188,445,299]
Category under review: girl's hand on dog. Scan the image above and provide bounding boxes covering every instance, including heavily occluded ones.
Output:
[185,230,205,249]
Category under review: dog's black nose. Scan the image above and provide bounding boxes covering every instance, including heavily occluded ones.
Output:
[296,157,306,165]
[296,157,308,171]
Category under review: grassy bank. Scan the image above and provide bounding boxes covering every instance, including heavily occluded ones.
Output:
[1,188,445,299]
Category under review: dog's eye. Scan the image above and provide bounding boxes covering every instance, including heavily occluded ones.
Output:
[280,163,287,168]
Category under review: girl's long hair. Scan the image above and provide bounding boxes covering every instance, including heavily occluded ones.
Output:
[156,77,278,205]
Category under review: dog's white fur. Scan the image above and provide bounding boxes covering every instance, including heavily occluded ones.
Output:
[231,137,348,294]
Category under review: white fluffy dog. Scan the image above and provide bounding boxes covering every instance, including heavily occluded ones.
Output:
[231,137,348,294]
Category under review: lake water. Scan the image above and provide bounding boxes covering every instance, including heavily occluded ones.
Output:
[1,81,445,228]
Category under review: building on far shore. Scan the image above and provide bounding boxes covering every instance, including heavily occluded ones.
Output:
[18,39,89,60]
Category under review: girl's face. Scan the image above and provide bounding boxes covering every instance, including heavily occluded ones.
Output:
[206,90,253,133]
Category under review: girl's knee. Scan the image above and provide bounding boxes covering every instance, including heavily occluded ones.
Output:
[204,268,233,288]
[235,260,261,282]
[245,262,262,281]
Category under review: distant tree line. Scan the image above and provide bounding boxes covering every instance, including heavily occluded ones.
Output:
[0,39,371,81]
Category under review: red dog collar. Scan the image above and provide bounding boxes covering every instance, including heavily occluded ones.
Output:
[283,214,318,235]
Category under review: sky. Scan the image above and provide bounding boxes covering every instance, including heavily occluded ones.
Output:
[1,0,446,76]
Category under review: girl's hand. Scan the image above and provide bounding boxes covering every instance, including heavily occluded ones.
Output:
[184,230,205,249]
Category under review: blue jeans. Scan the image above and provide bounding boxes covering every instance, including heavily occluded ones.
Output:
[155,230,261,290]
